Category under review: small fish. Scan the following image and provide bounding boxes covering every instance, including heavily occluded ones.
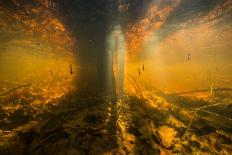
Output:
[70,64,73,74]
[187,53,191,60]
[138,68,141,75]
[142,64,144,71]
[50,70,53,76]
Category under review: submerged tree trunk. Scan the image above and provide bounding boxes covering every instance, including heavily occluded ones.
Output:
[56,0,116,96]
[55,0,150,96]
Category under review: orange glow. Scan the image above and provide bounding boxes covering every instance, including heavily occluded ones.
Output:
[125,2,179,55]
[0,1,77,102]
[124,21,232,93]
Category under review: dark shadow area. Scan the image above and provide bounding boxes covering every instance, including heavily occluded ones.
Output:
[0,86,232,154]
[0,90,118,155]
[114,92,232,154]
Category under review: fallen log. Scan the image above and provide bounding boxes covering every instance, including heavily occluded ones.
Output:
[0,84,32,96]
[170,88,232,95]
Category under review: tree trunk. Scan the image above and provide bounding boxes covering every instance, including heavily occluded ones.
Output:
[56,0,116,96]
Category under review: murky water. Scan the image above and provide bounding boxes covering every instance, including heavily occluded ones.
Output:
[0,0,231,94]
[0,1,231,154]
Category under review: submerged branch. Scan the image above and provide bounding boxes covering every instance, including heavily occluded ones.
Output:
[128,74,144,99]
[127,77,139,95]
[170,88,232,95]
[196,102,230,110]
[0,84,32,96]
[198,109,232,121]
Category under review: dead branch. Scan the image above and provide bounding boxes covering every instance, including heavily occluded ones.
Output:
[127,77,139,95]
[170,88,232,95]
[128,74,144,99]
[0,84,32,96]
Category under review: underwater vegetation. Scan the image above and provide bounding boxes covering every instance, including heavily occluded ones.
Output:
[0,0,232,154]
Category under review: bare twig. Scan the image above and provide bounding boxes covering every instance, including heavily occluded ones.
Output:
[128,74,144,99]
[0,84,32,96]
[127,77,139,96]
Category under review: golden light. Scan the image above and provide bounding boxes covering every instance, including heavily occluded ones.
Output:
[0,1,77,102]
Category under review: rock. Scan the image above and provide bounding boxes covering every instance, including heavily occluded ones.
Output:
[138,119,156,140]
[122,133,136,143]
[167,115,185,128]
[0,110,7,119]
[173,143,183,153]
[112,149,126,155]
[117,121,127,133]
[123,140,134,153]
[31,99,42,106]
[159,148,172,155]
[66,148,81,155]
[8,108,24,119]
[157,126,177,148]
[189,140,200,149]
[7,108,29,124]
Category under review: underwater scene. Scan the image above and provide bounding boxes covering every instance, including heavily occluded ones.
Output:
[0,0,232,154]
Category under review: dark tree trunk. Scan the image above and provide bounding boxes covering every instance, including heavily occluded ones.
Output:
[55,0,151,96]
[56,0,117,96]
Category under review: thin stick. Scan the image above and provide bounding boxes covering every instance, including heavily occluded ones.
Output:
[170,88,232,95]
[127,77,139,95]
[0,84,32,96]
[128,76,141,95]
[183,108,198,138]
[128,74,144,99]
